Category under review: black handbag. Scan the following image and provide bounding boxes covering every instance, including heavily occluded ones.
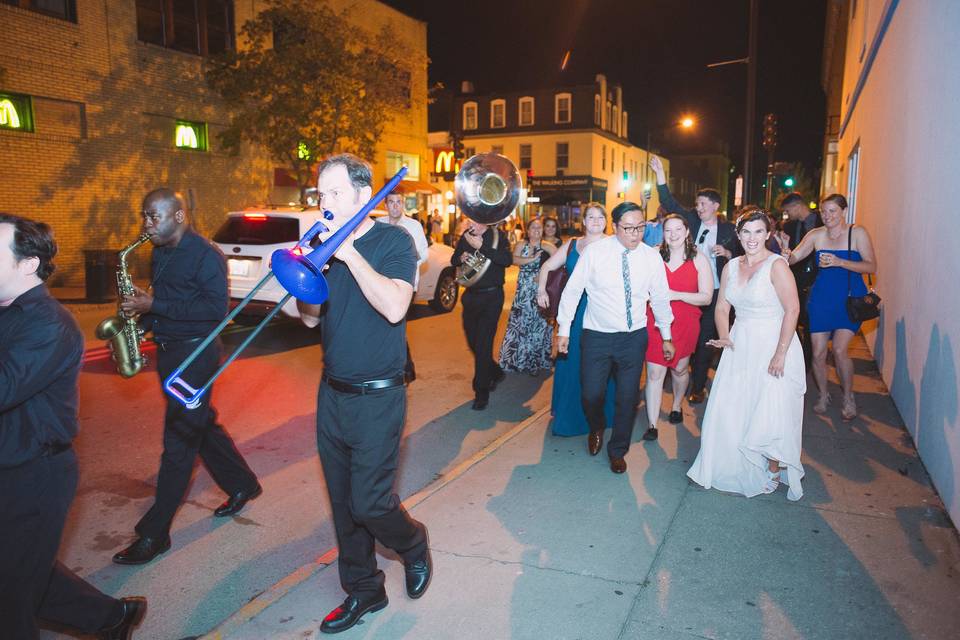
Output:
[845,225,881,322]
[543,241,572,320]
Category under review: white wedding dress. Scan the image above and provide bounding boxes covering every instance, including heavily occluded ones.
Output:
[687,254,805,501]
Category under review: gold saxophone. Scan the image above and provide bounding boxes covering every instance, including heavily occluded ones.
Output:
[95,234,150,378]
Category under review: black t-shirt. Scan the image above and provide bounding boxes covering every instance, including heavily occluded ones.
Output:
[321,222,416,382]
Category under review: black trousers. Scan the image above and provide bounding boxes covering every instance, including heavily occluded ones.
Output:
[316,383,428,598]
[136,339,258,539]
[580,328,648,459]
[797,283,813,371]
[690,289,720,394]
[0,450,122,638]
[461,287,505,396]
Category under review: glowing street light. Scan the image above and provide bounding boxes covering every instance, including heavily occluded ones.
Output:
[680,116,696,129]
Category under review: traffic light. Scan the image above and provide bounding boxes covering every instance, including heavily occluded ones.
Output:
[783,176,795,187]
[451,134,464,160]
[762,113,778,150]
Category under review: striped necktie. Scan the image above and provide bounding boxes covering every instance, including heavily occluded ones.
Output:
[622,248,633,329]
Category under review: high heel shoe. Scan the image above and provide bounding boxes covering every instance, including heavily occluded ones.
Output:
[813,393,831,414]
[762,466,781,494]
[841,396,858,421]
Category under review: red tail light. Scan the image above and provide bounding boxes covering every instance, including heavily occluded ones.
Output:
[244,213,267,220]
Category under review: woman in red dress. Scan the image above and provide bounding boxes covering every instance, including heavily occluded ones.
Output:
[642,215,715,441]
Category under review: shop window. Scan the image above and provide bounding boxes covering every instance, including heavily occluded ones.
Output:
[0,92,34,132]
[465,146,475,158]
[519,144,532,170]
[490,99,505,128]
[519,96,534,126]
[386,151,421,181]
[136,0,234,56]
[556,142,569,170]
[175,119,208,150]
[1,0,76,22]
[463,102,477,130]
[555,93,571,124]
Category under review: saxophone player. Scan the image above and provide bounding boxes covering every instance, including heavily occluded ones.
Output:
[112,189,261,565]
[452,220,512,410]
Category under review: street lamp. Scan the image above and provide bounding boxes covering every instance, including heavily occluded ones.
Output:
[680,116,695,130]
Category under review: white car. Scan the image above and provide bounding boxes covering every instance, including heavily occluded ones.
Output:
[212,206,460,320]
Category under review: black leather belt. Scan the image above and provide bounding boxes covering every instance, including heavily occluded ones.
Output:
[153,336,204,351]
[39,442,71,457]
[467,285,502,294]
[322,374,406,395]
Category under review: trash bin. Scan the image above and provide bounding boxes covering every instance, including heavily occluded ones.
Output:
[84,249,119,302]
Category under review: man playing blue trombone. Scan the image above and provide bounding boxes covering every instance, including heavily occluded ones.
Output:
[298,154,432,634]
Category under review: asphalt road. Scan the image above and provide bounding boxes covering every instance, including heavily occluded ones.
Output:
[43,274,553,639]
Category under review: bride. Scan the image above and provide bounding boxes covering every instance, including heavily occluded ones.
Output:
[687,207,806,501]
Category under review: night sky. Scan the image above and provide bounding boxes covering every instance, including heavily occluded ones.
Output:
[381,0,828,187]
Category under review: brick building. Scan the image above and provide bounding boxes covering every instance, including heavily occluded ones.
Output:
[0,0,428,287]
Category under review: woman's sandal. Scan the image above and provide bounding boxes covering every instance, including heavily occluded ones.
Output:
[841,396,858,422]
[813,393,831,414]
[762,466,781,494]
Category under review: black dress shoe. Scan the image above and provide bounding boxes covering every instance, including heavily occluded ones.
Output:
[98,597,147,639]
[214,484,263,517]
[642,427,659,441]
[112,536,170,565]
[471,392,489,410]
[489,368,506,391]
[320,591,388,634]
[405,550,432,599]
[687,389,708,404]
[668,410,683,424]
[587,430,603,456]
[610,457,627,474]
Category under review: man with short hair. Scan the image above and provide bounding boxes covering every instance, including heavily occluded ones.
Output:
[113,189,261,565]
[650,156,740,404]
[0,213,146,638]
[298,154,431,634]
[780,192,822,368]
[556,202,675,473]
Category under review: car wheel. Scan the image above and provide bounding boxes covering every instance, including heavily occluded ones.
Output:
[430,268,459,313]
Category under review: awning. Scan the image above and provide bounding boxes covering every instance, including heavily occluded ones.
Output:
[395,178,441,195]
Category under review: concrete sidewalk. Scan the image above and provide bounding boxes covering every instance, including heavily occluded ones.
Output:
[200,336,960,640]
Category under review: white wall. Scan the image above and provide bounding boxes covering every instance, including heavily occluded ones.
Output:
[837,0,960,523]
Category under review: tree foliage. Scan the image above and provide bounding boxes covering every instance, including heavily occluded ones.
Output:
[206,0,411,201]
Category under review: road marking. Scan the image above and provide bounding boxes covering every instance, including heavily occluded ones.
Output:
[201,404,550,639]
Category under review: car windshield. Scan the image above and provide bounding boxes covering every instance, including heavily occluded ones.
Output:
[213,216,300,245]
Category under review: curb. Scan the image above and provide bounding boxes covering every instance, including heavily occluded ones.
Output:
[201,404,551,639]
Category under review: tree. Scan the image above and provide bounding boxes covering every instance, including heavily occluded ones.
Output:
[206,0,411,203]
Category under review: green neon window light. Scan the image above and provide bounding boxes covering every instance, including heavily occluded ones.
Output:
[0,93,34,132]
[174,120,208,151]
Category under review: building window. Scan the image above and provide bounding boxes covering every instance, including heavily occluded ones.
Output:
[0,92,34,132]
[490,99,505,128]
[386,150,421,181]
[136,0,234,56]
[846,142,860,223]
[1,0,76,21]
[465,146,475,158]
[556,142,569,170]
[519,96,534,126]
[519,144,532,170]
[491,145,503,155]
[175,119,208,150]
[555,93,571,124]
[601,145,606,171]
[594,94,601,126]
[463,101,478,130]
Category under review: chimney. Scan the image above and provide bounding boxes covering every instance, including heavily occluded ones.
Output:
[460,81,475,94]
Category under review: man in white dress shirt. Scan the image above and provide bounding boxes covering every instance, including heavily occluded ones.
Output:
[378,190,428,382]
[556,202,675,474]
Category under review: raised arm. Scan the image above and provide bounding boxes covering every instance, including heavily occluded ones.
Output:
[786,227,820,264]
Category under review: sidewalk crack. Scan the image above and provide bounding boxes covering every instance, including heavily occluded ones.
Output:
[430,548,643,587]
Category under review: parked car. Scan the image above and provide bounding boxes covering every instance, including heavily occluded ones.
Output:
[212,206,460,321]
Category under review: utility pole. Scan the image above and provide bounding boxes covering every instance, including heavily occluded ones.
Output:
[744,0,759,204]
[762,113,778,210]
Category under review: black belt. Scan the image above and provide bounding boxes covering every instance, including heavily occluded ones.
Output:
[322,374,406,395]
[39,442,71,457]
[153,336,205,351]
[466,285,502,294]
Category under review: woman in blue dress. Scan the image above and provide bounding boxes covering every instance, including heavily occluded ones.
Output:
[786,194,877,421]
[536,203,615,436]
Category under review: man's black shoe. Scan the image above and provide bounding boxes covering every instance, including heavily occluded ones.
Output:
[668,410,683,424]
[405,550,432,599]
[98,597,146,639]
[113,536,170,565]
[214,484,263,517]
[687,389,708,404]
[320,592,388,634]
[642,427,659,441]
[471,392,489,410]
[489,368,506,391]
